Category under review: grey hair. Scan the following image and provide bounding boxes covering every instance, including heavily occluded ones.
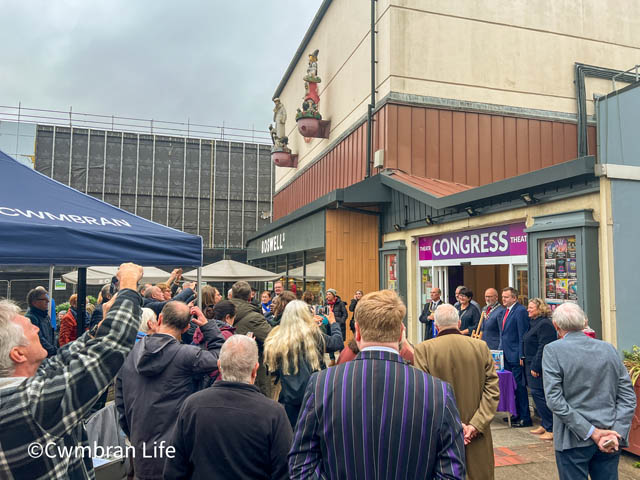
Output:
[218,335,258,383]
[552,302,586,332]
[139,308,157,333]
[434,303,460,328]
[0,300,29,377]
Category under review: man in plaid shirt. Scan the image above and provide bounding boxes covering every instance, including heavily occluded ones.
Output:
[0,262,143,480]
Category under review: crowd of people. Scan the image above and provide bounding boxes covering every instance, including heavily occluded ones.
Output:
[0,264,636,479]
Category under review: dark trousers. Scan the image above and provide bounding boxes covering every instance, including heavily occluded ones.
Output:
[555,444,620,480]
[530,386,553,431]
[504,360,531,421]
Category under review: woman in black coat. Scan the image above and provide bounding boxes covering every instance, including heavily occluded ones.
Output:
[522,298,557,439]
[455,287,480,336]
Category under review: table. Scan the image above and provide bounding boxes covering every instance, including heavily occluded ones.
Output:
[497,369,517,426]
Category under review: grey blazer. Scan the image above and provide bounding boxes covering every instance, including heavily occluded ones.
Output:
[542,331,636,451]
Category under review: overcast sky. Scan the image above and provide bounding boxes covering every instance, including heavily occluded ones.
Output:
[0,0,323,134]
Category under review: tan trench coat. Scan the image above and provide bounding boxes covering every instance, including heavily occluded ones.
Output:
[414,330,500,480]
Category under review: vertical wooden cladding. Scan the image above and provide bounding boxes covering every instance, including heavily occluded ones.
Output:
[325,209,379,343]
[273,109,383,220]
[383,104,589,186]
[273,104,599,221]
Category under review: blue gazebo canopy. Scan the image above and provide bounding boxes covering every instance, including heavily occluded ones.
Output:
[0,150,202,266]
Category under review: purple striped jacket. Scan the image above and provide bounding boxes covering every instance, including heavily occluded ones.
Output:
[288,349,466,479]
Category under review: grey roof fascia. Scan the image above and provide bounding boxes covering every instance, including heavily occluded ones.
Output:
[342,175,391,204]
[380,156,596,210]
[245,175,389,246]
[272,0,333,100]
[598,79,640,102]
[246,189,340,245]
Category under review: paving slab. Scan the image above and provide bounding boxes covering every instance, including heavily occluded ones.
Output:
[490,415,640,479]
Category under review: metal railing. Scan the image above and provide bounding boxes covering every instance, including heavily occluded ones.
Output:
[0,103,271,144]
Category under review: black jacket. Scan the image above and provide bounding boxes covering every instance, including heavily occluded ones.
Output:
[277,322,344,423]
[330,296,348,325]
[25,307,56,357]
[456,303,481,336]
[115,321,224,480]
[418,299,443,340]
[348,298,358,332]
[523,316,557,389]
[164,381,292,480]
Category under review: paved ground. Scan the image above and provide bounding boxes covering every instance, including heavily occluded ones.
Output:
[491,413,640,479]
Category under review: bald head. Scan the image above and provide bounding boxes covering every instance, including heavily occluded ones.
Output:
[484,288,498,306]
[430,287,441,302]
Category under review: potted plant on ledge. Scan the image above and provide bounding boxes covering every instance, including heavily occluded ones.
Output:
[623,345,640,456]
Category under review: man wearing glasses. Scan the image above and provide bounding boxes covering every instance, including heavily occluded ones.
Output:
[25,288,57,357]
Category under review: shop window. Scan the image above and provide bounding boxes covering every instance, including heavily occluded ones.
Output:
[540,236,578,310]
[384,253,399,293]
[420,267,433,308]
[513,265,529,305]
[303,247,326,301]
[287,252,304,296]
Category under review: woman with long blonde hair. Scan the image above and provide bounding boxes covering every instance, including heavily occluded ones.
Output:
[264,300,343,426]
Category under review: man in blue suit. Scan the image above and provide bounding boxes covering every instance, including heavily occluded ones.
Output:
[499,286,531,427]
[480,287,504,349]
[289,289,466,479]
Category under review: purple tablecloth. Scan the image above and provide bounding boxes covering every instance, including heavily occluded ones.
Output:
[497,370,517,416]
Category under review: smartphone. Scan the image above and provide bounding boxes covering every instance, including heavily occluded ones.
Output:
[109,276,119,296]
[247,331,253,337]
[602,438,616,448]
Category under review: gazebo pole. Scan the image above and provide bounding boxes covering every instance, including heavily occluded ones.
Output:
[48,265,54,320]
[197,267,202,309]
[77,268,87,339]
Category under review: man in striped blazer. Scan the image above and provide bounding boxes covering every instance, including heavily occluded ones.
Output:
[289,289,466,479]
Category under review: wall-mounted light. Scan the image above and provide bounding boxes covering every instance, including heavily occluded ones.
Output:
[425,215,435,225]
[520,193,538,205]
[464,206,478,217]
[393,223,402,232]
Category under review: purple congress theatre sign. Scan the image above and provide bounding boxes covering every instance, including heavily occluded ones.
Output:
[419,223,527,261]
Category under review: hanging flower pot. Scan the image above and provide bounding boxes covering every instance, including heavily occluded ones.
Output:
[272,151,298,168]
[297,117,322,137]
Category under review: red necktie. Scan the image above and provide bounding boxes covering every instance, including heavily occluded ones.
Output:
[486,305,492,316]
[502,308,510,329]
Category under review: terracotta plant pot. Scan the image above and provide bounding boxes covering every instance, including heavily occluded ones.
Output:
[297,117,321,137]
[624,382,640,455]
[272,151,297,168]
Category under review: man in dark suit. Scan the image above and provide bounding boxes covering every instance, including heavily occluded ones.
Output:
[418,287,444,340]
[499,286,531,427]
[289,289,466,479]
[480,288,504,349]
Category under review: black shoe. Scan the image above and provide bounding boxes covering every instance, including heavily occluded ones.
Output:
[511,419,533,428]
[503,415,518,423]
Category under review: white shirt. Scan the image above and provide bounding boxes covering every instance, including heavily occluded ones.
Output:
[361,346,400,355]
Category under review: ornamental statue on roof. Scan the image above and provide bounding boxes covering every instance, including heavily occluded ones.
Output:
[269,98,290,153]
[269,98,297,168]
[296,49,322,122]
